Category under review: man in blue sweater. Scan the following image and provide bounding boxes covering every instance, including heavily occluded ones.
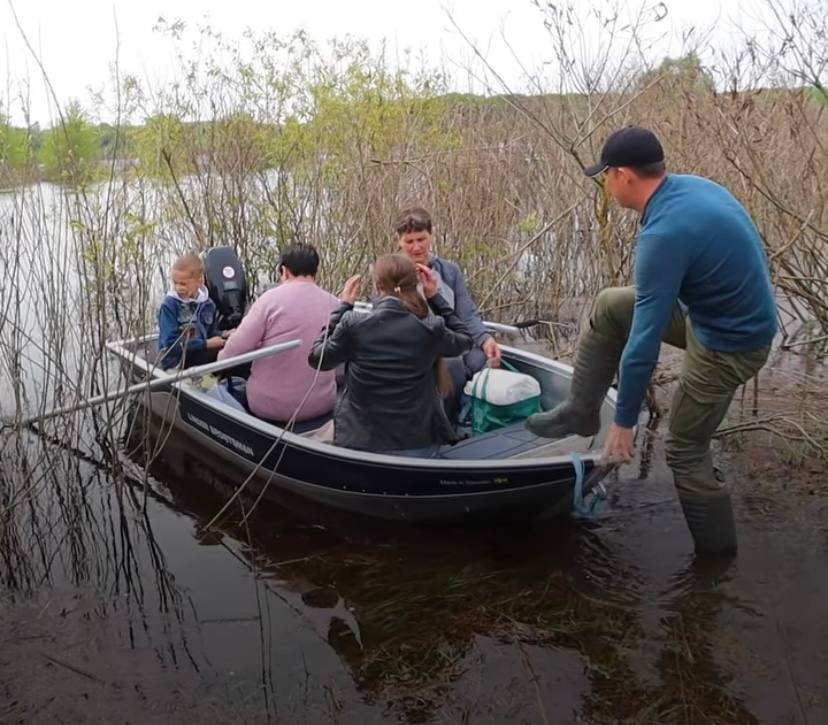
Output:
[526,127,776,555]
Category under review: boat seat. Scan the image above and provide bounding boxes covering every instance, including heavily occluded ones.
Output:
[440,420,595,461]
[440,421,546,460]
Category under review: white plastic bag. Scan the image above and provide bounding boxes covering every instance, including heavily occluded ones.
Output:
[464,367,541,405]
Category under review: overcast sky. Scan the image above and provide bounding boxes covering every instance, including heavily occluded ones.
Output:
[1,0,773,126]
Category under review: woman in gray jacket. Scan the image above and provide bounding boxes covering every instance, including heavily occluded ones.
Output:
[308,254,472,456]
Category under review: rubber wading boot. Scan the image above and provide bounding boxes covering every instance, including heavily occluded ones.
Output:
[525,330,623,439]
[678,491,738,555]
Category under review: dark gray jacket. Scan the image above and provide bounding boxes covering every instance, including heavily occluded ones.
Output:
[307,294,473,452]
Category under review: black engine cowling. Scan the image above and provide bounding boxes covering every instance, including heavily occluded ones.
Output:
[202,246,248,331]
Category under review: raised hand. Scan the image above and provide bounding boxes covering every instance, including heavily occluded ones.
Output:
[339,274,363,305]
[416,263,439,298]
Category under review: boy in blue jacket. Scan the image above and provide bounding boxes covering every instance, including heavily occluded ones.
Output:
[157,253,225,369]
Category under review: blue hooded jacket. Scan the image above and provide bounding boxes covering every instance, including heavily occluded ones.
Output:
[157,287,220,369]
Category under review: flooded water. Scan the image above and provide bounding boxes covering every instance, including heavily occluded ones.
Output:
[3,166,827,723]
[2,412,826,724]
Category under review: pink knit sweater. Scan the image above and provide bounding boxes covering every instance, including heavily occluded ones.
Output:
[218,280,339,421]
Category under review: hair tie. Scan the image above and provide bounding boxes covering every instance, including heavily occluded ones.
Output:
[393,286,402,293]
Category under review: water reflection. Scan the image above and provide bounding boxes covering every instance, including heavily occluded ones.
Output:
[2,415,826,723]
[140,420,814,724]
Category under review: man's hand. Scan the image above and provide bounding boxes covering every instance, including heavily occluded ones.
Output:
[482,336,502,368]
[206,336,226,350]
[416,263,439,298]
[339,274,363,305]
[600,423,635,466]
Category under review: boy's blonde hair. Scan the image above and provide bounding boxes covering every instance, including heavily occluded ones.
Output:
[172,253,204,278]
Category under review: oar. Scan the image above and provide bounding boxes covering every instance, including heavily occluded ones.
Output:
[2,338,302,430]
[483,321,520,337]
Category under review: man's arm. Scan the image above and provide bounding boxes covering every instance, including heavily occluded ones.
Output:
[218,299,266,360]
[444,262,490,345]
[614,234,688,428]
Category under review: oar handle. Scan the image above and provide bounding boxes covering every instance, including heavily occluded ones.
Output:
[2,338,302,430]
[483,321,520,337]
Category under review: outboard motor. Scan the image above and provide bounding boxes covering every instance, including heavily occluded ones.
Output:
[203,246,248,331]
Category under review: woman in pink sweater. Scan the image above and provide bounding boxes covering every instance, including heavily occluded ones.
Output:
[218,244,339,423]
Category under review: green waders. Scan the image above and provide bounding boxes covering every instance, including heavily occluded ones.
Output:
[526,287,770,554]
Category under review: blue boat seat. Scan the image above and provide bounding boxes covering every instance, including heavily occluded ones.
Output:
[440,421,544,460]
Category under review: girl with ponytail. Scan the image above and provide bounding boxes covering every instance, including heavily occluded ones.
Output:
[308,254,472,455]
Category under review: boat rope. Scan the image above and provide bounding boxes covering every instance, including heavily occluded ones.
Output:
[206,311,335,530]
[570,452,604,519]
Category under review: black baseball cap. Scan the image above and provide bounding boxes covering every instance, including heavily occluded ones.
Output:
[584,126,664,177]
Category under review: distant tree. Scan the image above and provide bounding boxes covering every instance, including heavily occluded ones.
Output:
[39,102,100,184]
[97,123,117,156]
[94,122,136,161]
[132,113,189,174]
[28,122,43,156]
[0,117,30,170]
[637,52,715,94]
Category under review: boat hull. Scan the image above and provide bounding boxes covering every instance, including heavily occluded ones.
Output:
[145,390,586,523]
[111,336,612,524]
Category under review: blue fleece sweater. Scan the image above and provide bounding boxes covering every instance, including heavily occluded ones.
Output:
[615,174,777,427]
[157,288,220,369]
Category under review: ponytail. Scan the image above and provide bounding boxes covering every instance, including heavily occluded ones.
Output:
[373,253,454,398]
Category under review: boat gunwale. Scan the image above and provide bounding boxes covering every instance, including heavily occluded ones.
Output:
[106,334,615,471]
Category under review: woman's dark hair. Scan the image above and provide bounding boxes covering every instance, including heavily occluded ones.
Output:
[394,206,432,236]
[373,253,453,397]
[278,243,320,277]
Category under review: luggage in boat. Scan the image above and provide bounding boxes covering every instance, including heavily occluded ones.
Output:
[464,363,541,434]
